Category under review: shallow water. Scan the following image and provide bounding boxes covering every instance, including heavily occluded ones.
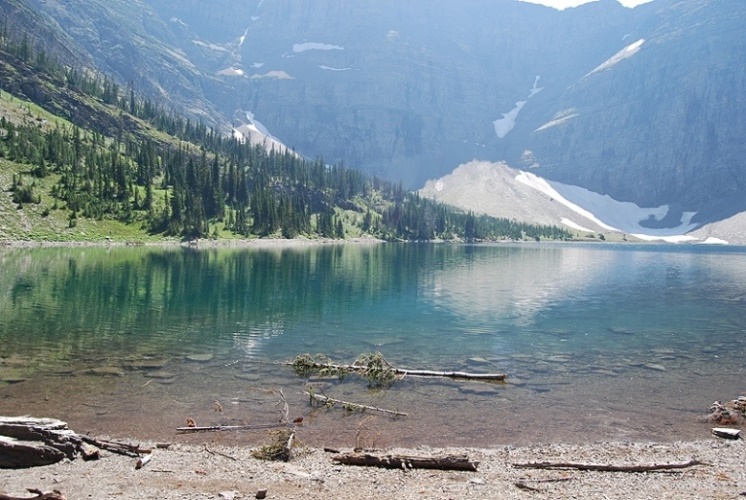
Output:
[1,243,744,447]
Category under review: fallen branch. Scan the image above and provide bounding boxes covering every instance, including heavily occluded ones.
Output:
[512,459,705,473]
[204,444,238,461]
[333,452,479,472]
[307,391,408,417]
[176,423,288,433]
[396,368,506,381]
[514,481,542,492]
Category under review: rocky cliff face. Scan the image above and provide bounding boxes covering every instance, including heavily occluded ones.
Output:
[509,0,746,224]
[12,0,746,226]
[144,0,645,184]
[18,0,226,121]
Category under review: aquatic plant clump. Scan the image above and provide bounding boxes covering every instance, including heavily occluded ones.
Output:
[252,428,296,462]
[353,352,399,387]
[290,352,399,387]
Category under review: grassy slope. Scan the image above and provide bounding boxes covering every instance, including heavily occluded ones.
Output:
[0,89,175,243]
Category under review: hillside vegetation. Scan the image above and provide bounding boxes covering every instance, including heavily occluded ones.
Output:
[0,28,573,244]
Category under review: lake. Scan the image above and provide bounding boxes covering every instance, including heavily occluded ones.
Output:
[1,242,744,448]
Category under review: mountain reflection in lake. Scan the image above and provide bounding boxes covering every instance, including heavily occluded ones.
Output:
[1,243,744,447]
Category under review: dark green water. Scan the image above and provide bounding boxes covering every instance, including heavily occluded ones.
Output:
[1,243,744,447]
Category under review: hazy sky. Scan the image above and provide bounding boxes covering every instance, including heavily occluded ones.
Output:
[518,0,654,9]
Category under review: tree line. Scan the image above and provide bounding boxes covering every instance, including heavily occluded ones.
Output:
[0,26,573,242]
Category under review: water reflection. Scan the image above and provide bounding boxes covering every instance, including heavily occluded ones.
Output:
[1,243,745,447]
[420,244,604,327]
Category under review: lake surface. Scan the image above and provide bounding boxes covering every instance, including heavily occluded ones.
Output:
[1,242,744,448]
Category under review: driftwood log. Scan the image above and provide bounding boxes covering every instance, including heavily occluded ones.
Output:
[512,459,705,473]
[0,416,148,469]
[0,417,81,465]
[333,452,479,472]
[0,436,66,469]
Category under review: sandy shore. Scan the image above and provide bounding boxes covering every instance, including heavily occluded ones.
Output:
[1,437,744,499]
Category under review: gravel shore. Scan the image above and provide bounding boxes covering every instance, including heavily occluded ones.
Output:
[2,438,744,499]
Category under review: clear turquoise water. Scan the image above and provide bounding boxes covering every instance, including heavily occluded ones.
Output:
[1,243,744,447]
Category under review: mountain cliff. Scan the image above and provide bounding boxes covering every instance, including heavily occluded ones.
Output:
[6,0,745,230]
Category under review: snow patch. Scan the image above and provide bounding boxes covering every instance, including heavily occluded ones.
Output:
[319,65,352,72]
[587,38,645,76]
[192,40,229,52]
[630,234,698,243]
[251,16,260,22]
[233,111,294,156]
[516,171,617,231]
[517,169,702,241]
[493,76,542,139]
[493,101,526,139]
[232,28,250,55]
[698,237,729,245]
[293,42,344,53]
[250,70,293,80]
[529,76,543,97]
[251,62,265,68]
[561,218,595,232]
[170,17,187,27]
[218,67,245,76]
[535,109,580,132]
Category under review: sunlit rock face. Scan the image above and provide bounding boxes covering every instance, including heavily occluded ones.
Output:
[17,0,746,223]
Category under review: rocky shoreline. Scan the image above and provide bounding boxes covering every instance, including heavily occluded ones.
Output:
[1,437,744,499]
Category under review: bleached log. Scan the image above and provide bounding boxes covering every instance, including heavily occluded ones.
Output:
[135,453,152,470]
[394,368,506,381]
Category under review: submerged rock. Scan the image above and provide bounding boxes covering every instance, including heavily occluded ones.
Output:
[467,357,490,366]
[643,363,667,372]
[458,384,500,396]
[86,367,125,377]
[186,353,214,362]
[128,359,168,370]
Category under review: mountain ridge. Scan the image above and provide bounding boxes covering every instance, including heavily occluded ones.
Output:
[2,0,744,240]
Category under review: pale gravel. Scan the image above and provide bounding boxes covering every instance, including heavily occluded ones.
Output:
[2,439,745,499]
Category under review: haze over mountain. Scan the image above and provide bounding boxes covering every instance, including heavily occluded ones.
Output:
[5,0,745,242]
